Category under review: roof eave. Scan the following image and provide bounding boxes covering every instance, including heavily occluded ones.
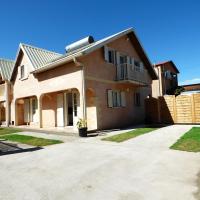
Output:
[31,52,83,74]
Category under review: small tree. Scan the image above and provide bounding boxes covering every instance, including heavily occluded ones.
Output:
[174,86,185,96]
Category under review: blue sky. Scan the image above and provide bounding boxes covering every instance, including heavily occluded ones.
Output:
[0,0,199,85]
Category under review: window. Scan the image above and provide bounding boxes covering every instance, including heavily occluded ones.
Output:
[104,46,115,64]
[20,65,25,79]
[108,90,126,108]
[112,91,121,107]
[134,60,140,72]
[134,92,141,107]
[108,49,115,64]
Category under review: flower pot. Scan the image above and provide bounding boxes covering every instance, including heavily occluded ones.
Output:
[78,127,88,137]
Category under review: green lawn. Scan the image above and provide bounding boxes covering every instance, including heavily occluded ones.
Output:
[0,127,22,135]
[170,127,200,152]
[0,134,63,147]
[102,128,157,142]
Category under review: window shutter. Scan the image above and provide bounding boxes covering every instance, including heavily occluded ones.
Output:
[121,91,126,107]
[131,58,135,70]
[126,56,130,65]
[116,52,120,80]
[107,90,113,108]
[104,46,109,62]
[116,52,120,65]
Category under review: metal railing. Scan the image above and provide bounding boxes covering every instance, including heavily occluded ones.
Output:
[116,63,149,84]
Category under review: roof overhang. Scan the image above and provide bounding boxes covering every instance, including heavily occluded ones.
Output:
[155,60,180,74]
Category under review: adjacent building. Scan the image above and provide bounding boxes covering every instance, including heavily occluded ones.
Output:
[152,61,179,98]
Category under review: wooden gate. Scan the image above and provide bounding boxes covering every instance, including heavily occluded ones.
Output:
[145,94,200,124]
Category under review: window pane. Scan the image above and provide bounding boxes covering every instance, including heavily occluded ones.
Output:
[21,66,25,78]
[112,92,118,107]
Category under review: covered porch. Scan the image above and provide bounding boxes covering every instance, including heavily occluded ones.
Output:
[14,88,81,132]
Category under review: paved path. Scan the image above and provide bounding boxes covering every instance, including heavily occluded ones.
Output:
[0,125,200,200]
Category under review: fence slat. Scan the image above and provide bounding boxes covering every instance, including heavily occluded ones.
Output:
[145,94,200,124]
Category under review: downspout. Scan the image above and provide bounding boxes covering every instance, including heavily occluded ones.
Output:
[72,57,87,121]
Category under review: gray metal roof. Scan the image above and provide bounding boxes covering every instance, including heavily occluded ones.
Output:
[10,28,157,80]
[0,59,15,80]
[33,28,133,72]
[20,43,62,69]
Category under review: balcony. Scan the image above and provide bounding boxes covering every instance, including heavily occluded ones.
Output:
[116,63,150,85]
[0,84,5,101]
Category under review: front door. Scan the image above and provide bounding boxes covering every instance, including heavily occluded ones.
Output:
[67,93,73,125]
[57,93,64,127]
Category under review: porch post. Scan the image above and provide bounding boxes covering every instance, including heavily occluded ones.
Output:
[81,66,87,120]
[5,81,10,127]
[38,94,43,128]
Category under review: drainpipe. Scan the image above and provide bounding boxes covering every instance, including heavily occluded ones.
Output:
[5,80,10,127]
[72,57,87,121]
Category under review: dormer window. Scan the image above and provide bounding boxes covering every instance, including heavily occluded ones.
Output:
[20,65,25,79]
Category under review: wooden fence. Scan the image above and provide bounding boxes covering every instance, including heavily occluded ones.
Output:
[145,94,200,124]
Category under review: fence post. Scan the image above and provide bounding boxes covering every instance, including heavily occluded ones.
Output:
[173,95,177,123]
[191,94,196,123]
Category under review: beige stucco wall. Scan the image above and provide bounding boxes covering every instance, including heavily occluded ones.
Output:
[152,63,178,98]
[81,35,152,129]
[11,53,84,127]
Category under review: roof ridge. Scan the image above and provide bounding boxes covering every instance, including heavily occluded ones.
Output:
[20,43,62,56]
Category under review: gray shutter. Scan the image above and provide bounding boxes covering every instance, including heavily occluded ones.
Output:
[104,46,109,62]
[116,52,120,65]
[107,90,113,108]
[126,56,130,64]
[116,52,120,80]
[131,57,135,71]
[121,91,126,107]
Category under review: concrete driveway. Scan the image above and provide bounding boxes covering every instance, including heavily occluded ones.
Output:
[0,125,200,200]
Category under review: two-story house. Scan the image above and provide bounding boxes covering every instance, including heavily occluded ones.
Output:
[9,28,157,131]
[152,61,179,98]
[0,59,14,126]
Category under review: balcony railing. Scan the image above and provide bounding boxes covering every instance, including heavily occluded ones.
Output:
[0,84,5,101]
[116,63,149,85]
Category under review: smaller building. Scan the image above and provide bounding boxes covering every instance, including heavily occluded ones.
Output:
[181,83,200,95]
[152,61,179,97]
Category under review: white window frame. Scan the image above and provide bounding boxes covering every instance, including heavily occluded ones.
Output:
[107,90,126,108]
[20,65,25,79]
[19,65,28,80]
[104,46,116,65]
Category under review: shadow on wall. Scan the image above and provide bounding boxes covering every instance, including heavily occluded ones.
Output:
[145,96,174,124]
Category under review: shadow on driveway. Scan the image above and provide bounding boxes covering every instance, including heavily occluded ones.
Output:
[0,140,42,156]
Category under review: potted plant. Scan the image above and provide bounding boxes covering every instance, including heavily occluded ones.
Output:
[77,118,87,137]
